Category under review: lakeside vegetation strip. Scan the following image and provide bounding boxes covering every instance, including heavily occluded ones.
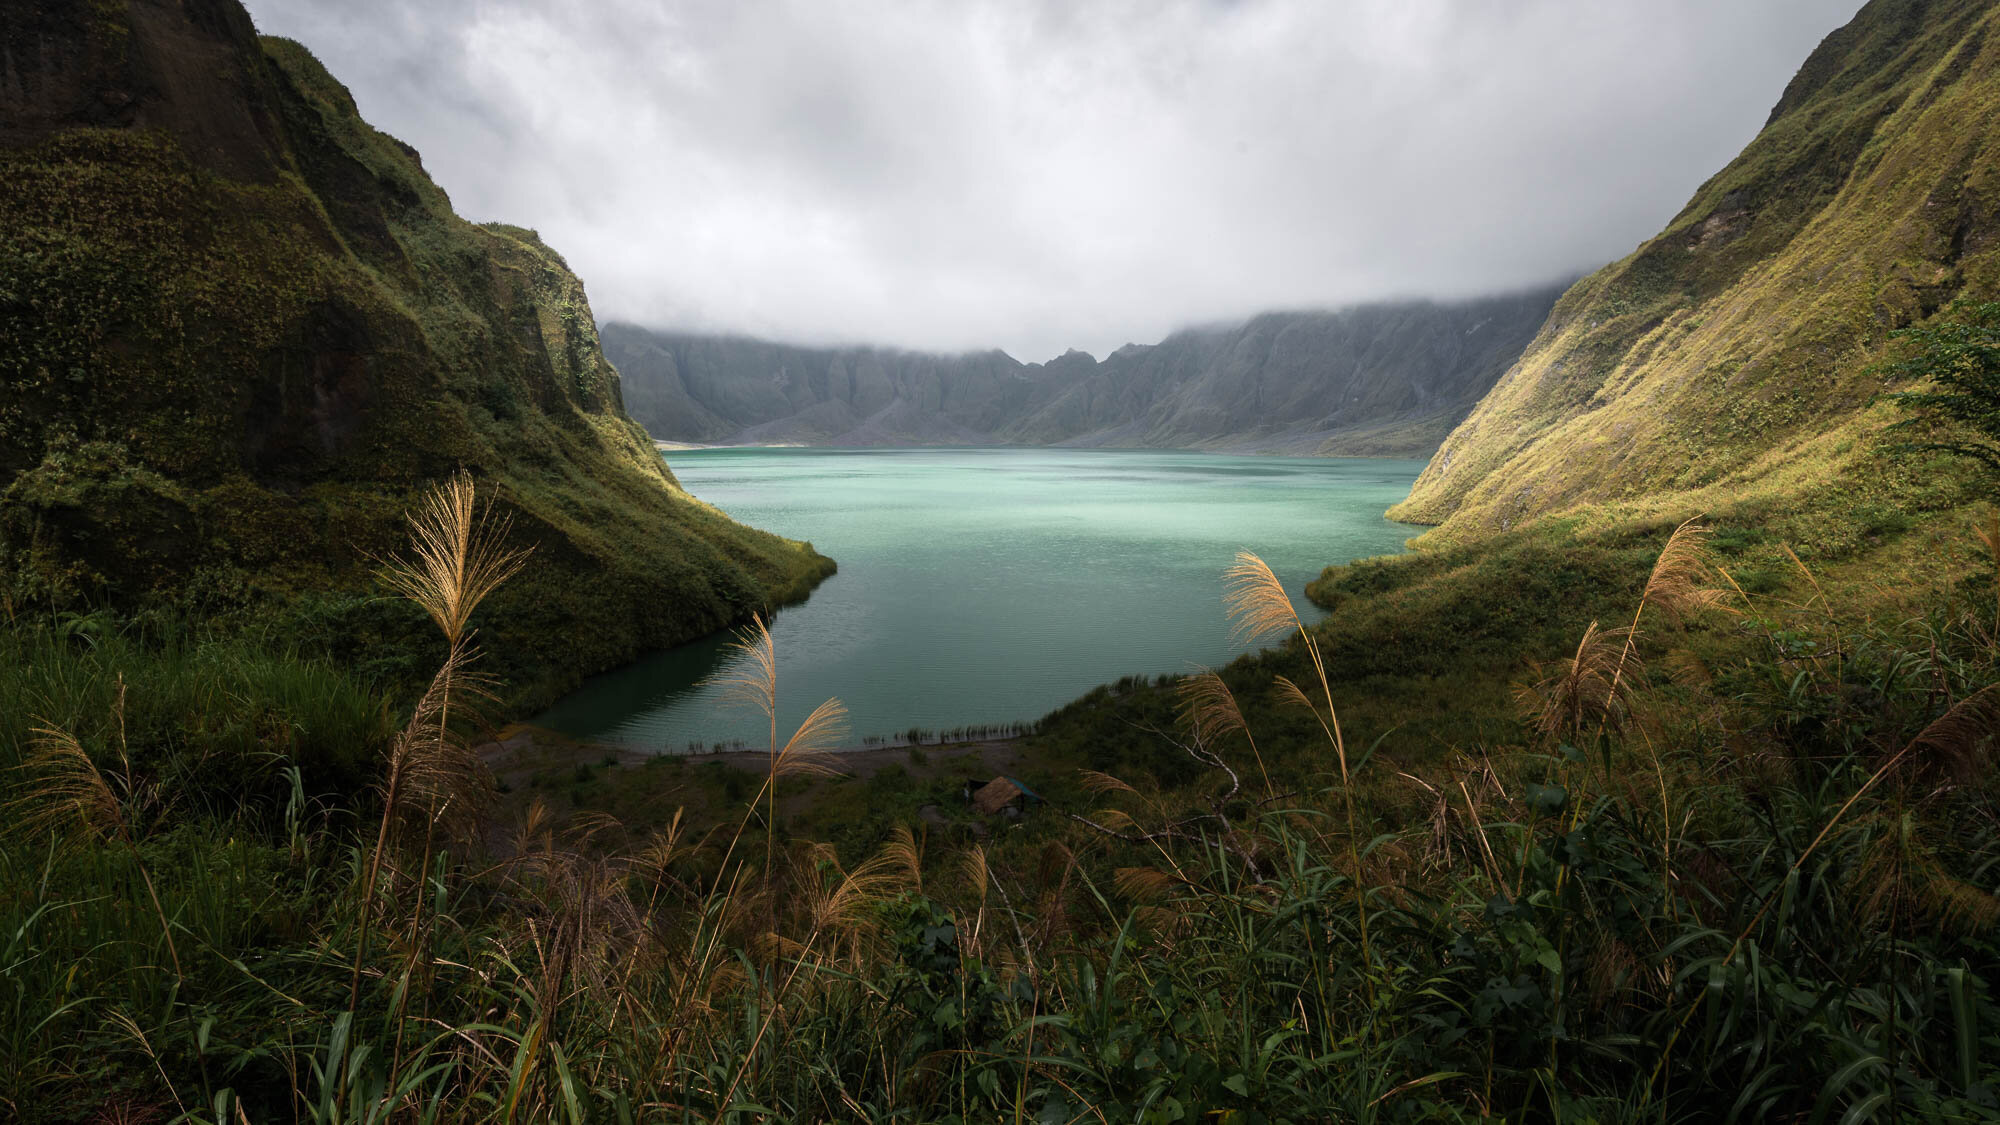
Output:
[7,469,1999,1119]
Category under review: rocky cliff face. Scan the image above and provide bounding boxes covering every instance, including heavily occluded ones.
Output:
[606,287,1563,458]
[1390,0,2000,541]
[0,0,832,705]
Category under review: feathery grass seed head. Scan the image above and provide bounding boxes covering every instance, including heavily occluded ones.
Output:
[1224,551,1301,645]
[379,472,532,645]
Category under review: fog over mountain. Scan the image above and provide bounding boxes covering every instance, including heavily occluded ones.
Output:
[241,0,1860,362]
[605,285,1564,457]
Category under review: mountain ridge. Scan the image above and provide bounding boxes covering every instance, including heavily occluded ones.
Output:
[1391,0,2000,542]
[0,0,832,705]
[606,286,1565,459]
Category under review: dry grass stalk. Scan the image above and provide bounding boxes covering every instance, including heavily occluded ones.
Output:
[1114,865,1178,904]
[1535,525,1720,930]
[882,825,923,895]
[775,698,849,780]
[1516,621,1636,740]
[1852,809,2000,934]
[1271,675,1318,716]
[1010,842,1079,959]
[512,796,557,859]
[510,842,648,1008]
[1223,553,1344,773]
[1223,552,1303,647]
[713,837,919,1108]
[707,613,849,883]
[387,648,495,842]
[106,1010,186,1120]
[14,723,125,844]
[959,844,991,906]
[1086,806,1141,833]
[1223,550,1373,990]
[1179,668,1272,795]
[1078,770,1137,795]
[13,682,183,979]
[1903,682,2000,783]
[631,809,700,909]
[797,843,912,963]
[1638,519,1730,629]
[711,615,780,744]
[377,472,532,647]
[352,473,526,1016]
[1604,518,1726,708]
[1177,669,1247,742]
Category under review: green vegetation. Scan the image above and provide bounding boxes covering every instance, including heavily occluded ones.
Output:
[0,6,831,711]
[1888,301,2000,476]
[1393,0,2000,542]
[5,469,1998,1121]
[6,0,2000,1120]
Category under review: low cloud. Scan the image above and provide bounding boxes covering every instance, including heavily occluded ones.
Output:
[244,0,1860,361]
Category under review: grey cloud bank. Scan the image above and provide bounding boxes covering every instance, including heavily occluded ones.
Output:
[242,0,1862,363]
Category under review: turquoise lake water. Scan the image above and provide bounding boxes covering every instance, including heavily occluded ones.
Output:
[532,447,1424,748]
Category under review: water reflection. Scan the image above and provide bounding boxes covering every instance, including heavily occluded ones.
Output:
[531,627,750,746]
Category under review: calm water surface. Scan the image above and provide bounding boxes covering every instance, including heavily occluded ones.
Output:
[533,448,1422,748]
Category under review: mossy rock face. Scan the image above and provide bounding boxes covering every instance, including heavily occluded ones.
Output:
[0,0,833,708]
[1394,0,2000,543]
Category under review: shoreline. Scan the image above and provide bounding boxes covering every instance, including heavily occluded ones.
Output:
[653,439,1431,462]
[481,722,1026,783]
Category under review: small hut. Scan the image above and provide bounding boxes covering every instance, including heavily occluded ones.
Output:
[970,776,1042,818]
[970,777,1022,816]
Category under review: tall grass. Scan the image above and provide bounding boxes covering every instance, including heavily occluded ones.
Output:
[707,613,848,883]
[2,501,1997,1122]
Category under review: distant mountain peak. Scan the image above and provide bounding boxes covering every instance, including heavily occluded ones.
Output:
[604,286,1564,459]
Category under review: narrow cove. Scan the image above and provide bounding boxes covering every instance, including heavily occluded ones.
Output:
[532,447,1424,748]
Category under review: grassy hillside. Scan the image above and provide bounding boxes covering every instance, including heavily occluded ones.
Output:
[0,1,831,707]
[4,1,1998,1121]
[1393,0,2000,543]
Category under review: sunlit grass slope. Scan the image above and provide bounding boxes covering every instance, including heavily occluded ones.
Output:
[0,2,831,707]
[1393,0,2000,543]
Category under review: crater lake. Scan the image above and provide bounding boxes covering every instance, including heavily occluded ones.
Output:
[531,447,1424,749]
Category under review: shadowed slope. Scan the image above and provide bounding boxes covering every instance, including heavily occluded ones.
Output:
[0,0,832,706]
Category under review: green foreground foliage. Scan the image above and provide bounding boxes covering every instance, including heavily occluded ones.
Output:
[4,478,2000,1123]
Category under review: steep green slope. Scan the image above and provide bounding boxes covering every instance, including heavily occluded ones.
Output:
[605,286,1561,458]
[0,0,831,706]
[1393,0,2000,542]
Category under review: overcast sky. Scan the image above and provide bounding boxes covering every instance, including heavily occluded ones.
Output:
[243,0,1862,363]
